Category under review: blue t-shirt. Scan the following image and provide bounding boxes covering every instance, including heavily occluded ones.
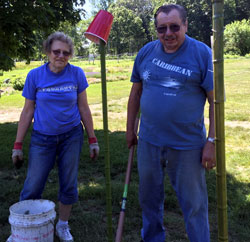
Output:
[22,63,88,135]
[131,35,213,149]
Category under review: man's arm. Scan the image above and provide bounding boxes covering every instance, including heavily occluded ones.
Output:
[126,82,142,148]
[202,90,216,170]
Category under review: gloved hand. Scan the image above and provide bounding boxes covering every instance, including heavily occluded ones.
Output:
[12,142,24,169]
[89,137,99,161]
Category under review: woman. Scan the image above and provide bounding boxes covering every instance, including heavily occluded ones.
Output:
[11,32,99,241]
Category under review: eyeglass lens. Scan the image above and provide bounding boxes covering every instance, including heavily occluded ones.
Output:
[52,50,70,57]
[156,24,180,34]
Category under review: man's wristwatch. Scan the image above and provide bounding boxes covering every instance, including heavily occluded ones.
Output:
[207,137,215,144]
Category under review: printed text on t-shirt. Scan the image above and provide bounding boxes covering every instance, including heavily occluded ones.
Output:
[152,58,192,77]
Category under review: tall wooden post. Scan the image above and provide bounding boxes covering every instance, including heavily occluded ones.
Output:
[212,1,229,241]
[100,40,113,242]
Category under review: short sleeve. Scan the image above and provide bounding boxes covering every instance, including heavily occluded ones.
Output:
[201,46,214,92]
[22,70,37,100]
[76,67,89,94]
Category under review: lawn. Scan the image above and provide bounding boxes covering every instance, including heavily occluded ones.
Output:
[0,58,250,241]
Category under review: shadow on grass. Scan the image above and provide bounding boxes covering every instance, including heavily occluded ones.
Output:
[0,122,249,242]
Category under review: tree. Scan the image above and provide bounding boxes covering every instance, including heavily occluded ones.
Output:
[0,0,86,71]
[116,0,155,43]
[224,19,250,56]
[67,18,99,57]
[223,0,250,26]
[75,18,98,57]
[89,0,115,13]
[183,0,212,46]
[234,0,250,21]
[58,21,86,57]
[108,5,146,54]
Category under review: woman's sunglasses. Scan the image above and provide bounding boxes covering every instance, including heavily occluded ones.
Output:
[52,49,71,57]
[156,24,181,34]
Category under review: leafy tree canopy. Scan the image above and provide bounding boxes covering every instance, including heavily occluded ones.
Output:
[0,0,85,71]
[89,0,114,13]
[224,19,250,56]
[115,0,154,42]
[108,5,146,54]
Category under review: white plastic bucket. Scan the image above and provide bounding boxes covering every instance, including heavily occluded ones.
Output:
[8,199,56,242]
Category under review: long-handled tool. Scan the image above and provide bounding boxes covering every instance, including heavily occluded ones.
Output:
[115,114,140,242]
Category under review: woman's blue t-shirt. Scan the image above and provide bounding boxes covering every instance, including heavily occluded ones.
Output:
[131,35,213,149]
[22,63,88,135]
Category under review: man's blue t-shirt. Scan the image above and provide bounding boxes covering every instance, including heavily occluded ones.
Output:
[22,63,88,135]
[131,35,213,149]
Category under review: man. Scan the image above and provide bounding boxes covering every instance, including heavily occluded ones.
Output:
[126,4,215,242]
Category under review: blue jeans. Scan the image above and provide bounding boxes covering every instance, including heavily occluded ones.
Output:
[137,138,210,242]
[20,123,83,205]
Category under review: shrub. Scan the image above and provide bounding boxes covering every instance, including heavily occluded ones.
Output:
[12,77,25,91]
[224,19,250,56]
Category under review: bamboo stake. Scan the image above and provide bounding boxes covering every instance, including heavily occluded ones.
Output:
[100,40,113,242]
[212,1,229,241]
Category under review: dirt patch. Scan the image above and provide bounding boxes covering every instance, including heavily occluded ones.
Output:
[86,72,100,76]
[0,108,22,123]
[0,86,16,96]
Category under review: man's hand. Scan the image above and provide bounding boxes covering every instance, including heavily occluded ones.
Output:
[202,140,216,170]
[12,142,24,169]
[89,137,99,161]
[126,130,138,149]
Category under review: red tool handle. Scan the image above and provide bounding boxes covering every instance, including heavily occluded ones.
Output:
[115,115,140,242]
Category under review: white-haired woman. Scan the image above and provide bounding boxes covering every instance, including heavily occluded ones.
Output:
[11,32,99,241]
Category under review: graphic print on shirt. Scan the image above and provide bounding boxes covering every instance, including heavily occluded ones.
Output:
[142,70,151,82]
[152,58,193,77]
[142,58,192,96]
[37,85,78,93]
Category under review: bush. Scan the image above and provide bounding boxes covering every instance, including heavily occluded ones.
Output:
[12,77,25,91]
[224,19,250,56]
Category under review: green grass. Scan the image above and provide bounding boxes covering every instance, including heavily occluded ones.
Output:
[224,59,250,122]
[0,58,250,241]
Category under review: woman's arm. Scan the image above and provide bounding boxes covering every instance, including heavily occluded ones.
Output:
[12,98,35,167]
[77,90,95,138]
[15,98,35,142]
[78,90,99,160]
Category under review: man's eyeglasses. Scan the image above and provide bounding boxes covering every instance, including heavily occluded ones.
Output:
[156,24,181,34]
[52,49,71,57]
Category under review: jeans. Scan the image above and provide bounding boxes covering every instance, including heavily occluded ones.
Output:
[137,138,210,242]
[20,123,83,205]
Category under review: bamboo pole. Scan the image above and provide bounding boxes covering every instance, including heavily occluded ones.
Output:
[212,1,229,241]
[100,40,113,242]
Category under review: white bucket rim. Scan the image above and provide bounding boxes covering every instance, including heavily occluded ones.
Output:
[9,199,56,228]
[9,199,55,216]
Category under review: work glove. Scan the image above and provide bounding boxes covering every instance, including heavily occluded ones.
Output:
[12,142,24,169]
[89,137,99,161]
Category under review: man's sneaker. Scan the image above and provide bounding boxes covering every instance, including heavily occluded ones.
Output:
[56,223,74,242]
